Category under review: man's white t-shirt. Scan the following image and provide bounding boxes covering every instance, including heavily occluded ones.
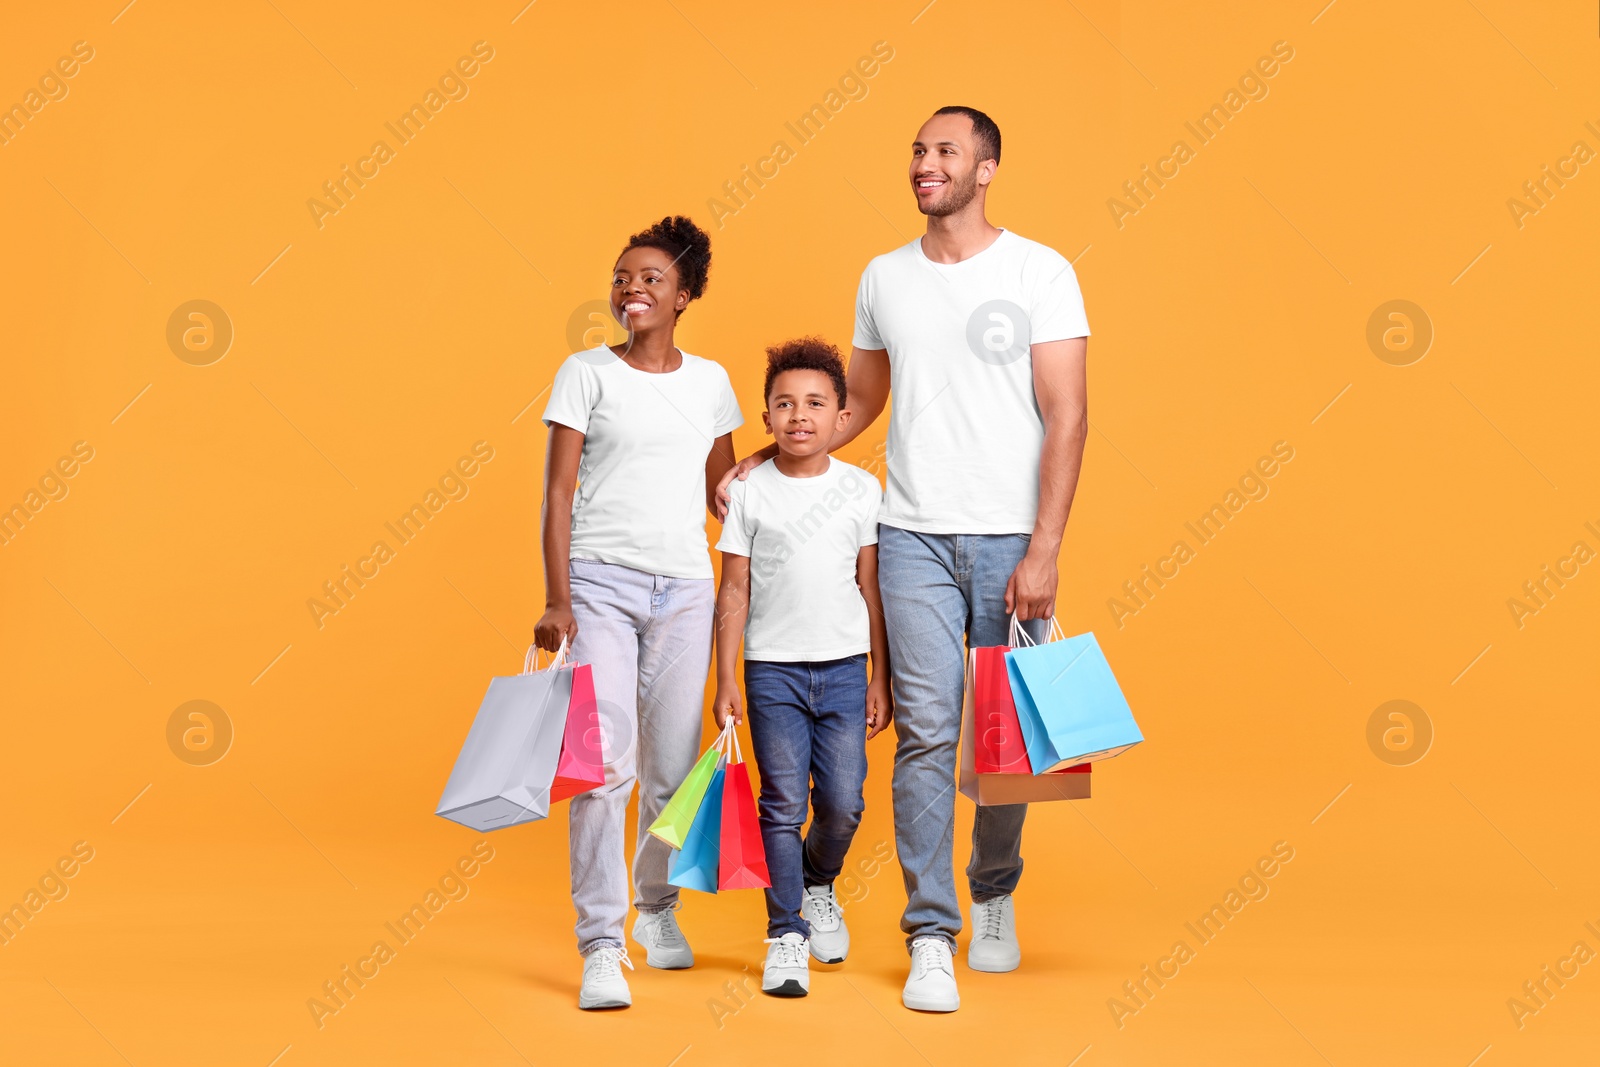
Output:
[542,347,743,580]
[852,229,1090,535]
[716,458,881,662]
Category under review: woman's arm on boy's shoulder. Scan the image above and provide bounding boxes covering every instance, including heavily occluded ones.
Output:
[534,423,584,652]
[705,432,737,517]
[712,553,751,727]
[856,543,893,739]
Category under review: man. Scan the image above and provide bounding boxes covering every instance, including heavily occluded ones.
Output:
[718,105,1090,1012]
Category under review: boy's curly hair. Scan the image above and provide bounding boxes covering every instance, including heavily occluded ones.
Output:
[620,216,711,315]
[764,337,847,407]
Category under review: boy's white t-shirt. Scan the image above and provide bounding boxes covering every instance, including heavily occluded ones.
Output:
[542,347,743,580]
[852,229,1091,535]
[716,457,881,663]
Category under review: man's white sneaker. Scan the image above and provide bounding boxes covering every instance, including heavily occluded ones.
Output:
[578,945,633,1010]
[801,884,849,963]
[761,932,811,997]
[632,904,694,969]
[902,937,960,1012]
[968,895,1021,973]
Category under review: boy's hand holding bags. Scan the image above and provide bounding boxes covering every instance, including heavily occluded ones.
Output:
[656,722,771,893]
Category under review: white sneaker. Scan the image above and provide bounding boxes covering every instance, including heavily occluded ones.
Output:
[968,895,1021,972]
[578,946,633,1010]
[762,932,810,997]
[902,937,959,1012]
[632,903,694,969]
[801,884,849,963]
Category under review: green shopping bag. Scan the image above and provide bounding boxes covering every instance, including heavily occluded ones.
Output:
[648,722,733,849]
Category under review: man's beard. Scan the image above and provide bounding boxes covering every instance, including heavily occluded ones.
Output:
[917,169,979,217]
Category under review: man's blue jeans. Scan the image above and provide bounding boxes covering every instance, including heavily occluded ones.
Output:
[877,525,1046,951]
[744,655,869,939]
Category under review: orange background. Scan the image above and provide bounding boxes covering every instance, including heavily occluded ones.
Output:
[4,1,1598,1064]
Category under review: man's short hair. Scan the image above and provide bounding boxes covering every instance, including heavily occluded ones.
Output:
[934,105,1001,165]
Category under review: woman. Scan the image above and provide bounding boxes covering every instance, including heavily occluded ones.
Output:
[535,216,740,1010]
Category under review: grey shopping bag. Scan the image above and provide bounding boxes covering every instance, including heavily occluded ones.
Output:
[437,645,574,831]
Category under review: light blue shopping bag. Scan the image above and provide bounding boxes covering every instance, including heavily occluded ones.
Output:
[668,764,726,894]
[1006,625,1142,772]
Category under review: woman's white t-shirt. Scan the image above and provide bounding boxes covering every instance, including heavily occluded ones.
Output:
[542,347,743,579]
[852,229,1091,535]
[716,458,882,662]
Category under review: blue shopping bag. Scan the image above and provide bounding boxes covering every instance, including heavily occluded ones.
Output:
[668,764,726,894]
[1006,622,1142,772]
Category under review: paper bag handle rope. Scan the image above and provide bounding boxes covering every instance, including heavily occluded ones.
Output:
[1008,613,1065,648]
[523,637,571,675]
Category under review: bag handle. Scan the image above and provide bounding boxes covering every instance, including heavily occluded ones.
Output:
[1008,613,1064,648]
[723,718,744,765]
[523,637,570,674]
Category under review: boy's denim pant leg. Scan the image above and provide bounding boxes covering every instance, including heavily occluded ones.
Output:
[877,525,1046,952]
[744,655,869,939]
[565,558,714,956]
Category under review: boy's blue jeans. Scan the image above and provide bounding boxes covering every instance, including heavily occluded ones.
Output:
[877,524,1047,951]
[744,654,869,939]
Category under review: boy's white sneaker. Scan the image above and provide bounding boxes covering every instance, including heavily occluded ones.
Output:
[578,945,633,1010]
[761,932,811,997]
[902,937,960,1012]
[967,895,1021,972]
[801,884,849,963]
[632,904,694,969]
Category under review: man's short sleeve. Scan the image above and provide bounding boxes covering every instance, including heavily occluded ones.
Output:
[541,356,595,432]
[851,264,885,351]
[715,478,754,557]
[711,362,745,437]
[1029,255,1091,344]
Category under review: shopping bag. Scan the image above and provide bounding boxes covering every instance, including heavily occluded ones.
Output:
[1007,621,1142,772]
[436,643,574,831]
[649,722,733,849]
[668,764,726,894]
[960,645,1092,805]
[548,662,606,802]
[972,643,1030,774]
[718,727,771,890]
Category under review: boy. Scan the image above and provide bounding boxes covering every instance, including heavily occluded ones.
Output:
[712,338,892,997]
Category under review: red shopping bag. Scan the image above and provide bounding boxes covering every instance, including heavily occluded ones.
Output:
[548,662,606,802]
[972,645,1030,774]
[718,730,770,890]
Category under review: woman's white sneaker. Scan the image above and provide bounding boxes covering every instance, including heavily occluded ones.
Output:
[801,884,849,963]
[967,895,1021,972]
[578,946,633,1010]
[902,937,960,1012]
[632,903,694,969]
[761,932,811,997]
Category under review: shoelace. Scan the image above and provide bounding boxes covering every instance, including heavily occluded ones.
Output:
[804,888,843,926]
[976,899,1008,940]
[763,936,808,967]
[644,903,687,947]
[589,946,634,981]
[911,939,952,975]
